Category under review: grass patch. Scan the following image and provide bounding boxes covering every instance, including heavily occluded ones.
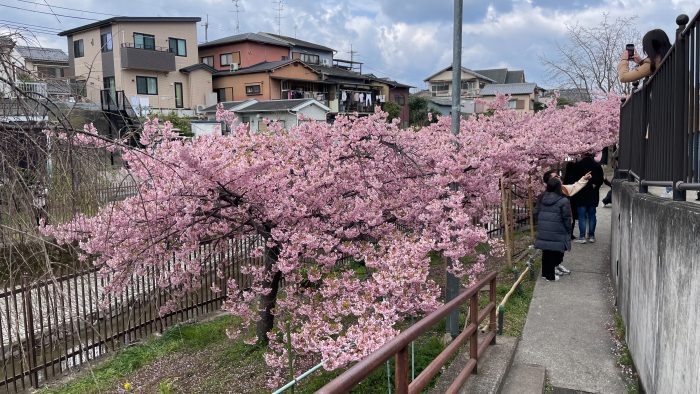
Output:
[40,315,244,394]
[610,311,641,394]
[496,256,540,337]
[41,240,540,393]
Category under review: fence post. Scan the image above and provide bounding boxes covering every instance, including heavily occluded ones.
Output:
[489,276,497,344]
[470,292,478,374]
[500,179,512,267]
[674,14,690,201]
[21,275,39,388]
[395,346,409,394]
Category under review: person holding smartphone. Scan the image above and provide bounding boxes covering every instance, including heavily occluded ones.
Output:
[618,29,672,83]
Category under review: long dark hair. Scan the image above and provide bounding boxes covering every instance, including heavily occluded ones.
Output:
[642,29,672,73]
[546,177,563,195]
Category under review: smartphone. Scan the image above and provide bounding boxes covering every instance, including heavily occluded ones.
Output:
[626,44,635,60]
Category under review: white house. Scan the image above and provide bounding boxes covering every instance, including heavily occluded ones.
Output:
[198,98,330,135]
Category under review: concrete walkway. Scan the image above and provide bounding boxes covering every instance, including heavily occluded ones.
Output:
[512,185,627,393]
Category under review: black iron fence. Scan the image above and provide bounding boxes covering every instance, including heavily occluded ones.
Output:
[618,12,700,199]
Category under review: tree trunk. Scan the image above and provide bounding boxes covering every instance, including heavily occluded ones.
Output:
[255,243,281,345]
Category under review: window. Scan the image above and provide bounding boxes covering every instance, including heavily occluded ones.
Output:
[201,56,214,66]
[169,38,187,56]
[136,76,158,95]
[431,83,449,96]
[215,88,226,102]
[461,80,477,91]
[220,53,233,66]
[394,95,405,106]
[101,32,112,52]
[300,53,320,64]
[507,99,517,109]
[245,84,261,95]
[73,39,84,58]
[133,33,155,50]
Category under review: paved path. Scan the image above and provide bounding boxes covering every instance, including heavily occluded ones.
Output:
[513,185,627,393]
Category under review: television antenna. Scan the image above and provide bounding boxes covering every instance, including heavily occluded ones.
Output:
[273,0,284,35]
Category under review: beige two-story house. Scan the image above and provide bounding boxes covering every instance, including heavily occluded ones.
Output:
[423,65,541,114]
[59,17,215,113]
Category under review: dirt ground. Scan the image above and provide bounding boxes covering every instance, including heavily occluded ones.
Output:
[126,340,269,394]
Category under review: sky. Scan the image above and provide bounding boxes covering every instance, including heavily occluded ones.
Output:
[1,0,699,90]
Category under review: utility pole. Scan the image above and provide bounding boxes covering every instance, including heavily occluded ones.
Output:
[446,0,463,341]
[202,14,209,42]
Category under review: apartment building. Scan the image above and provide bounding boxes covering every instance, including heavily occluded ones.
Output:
[58,17,215,112]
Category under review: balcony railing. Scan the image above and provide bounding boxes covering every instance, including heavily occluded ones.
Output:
[120,42,172,53]
[14,81,47,98]
[120,43,176,72]
[617,12,700,200]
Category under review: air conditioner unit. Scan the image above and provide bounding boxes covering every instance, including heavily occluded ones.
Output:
[230,63,239,71]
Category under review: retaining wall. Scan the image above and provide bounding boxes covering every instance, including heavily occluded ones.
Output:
[611,181,700,393]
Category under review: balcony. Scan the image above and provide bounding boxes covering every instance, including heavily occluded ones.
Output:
[120,43,175,72]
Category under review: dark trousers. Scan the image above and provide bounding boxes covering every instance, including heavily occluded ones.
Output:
[542,250,565,280]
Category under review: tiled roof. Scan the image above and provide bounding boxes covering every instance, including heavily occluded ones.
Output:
[473,68,508,84]
[505,70,525,84]
[15,46,68,63]
[198,33,289,49]
[424,66,497,83]
[473,68,526,84]
[199,100,257,113]
[479,83,538,96]
[236,99,328,113]
[259,32,335,52]
[213,59,305,76]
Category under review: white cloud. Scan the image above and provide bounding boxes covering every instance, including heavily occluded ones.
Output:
[0,0,697,89]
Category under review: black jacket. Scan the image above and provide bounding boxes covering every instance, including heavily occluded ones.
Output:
[534,192,572,252]
[571,156,604,207]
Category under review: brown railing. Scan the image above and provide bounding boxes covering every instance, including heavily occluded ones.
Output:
[317,271,497,394]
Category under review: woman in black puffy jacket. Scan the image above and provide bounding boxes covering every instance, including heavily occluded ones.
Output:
[534,177,573,281]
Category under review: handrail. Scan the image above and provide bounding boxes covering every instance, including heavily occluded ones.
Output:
[316,270,497,394]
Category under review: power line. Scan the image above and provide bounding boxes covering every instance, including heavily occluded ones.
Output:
[0,18,62,31]
[14,0,119,16]
[0,2,100,21]
[0,19,62,34]
[0,25,61,37]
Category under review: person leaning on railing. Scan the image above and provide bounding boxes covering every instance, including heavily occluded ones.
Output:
[617,29,672,83]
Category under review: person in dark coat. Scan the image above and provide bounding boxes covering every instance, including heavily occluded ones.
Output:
[571,153,604,243]
[534,177,573,281]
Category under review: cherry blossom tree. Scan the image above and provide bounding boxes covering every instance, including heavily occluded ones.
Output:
[42,94,619,386]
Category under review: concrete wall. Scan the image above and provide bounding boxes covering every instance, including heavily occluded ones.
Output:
[611,181,700,393]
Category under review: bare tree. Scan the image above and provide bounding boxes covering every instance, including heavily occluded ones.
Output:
[541,13,641,95]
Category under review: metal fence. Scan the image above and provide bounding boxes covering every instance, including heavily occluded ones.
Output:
[617,11,700,199]
[0,236,264,392]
